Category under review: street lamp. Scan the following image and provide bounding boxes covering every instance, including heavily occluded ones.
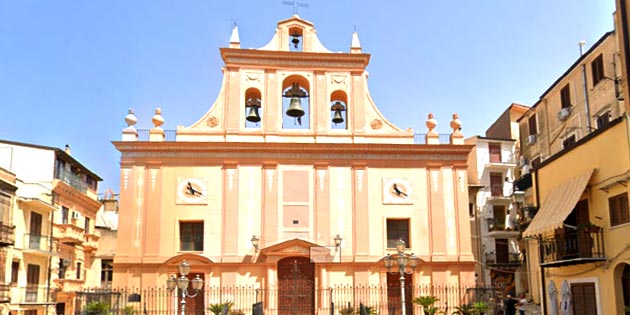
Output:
[384,239,418,315]
[167,260,203,315]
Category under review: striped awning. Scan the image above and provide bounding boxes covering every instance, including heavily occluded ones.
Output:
[523,169,594,237]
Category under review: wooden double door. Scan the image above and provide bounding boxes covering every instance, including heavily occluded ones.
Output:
[277,257,315,315]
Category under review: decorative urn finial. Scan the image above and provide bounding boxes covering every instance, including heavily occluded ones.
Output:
[152,108,164,129]
[426,113,437,134]
[124,108,137,130]
[450,113,462,132]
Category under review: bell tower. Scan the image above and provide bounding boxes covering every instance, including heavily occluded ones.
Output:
[177,15,415,145]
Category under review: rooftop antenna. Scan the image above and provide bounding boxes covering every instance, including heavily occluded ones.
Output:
[282,0,309,15]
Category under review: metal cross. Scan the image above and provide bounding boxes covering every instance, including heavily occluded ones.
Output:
[282,0,309,15]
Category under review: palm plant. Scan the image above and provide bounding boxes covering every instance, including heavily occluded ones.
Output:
[84,302,111,315]
[471,301,489,315]
[412,296,442,315]
[452,303,474,315]
[208,302,233,315]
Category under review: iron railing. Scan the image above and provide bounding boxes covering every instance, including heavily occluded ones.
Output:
[0,283,9,302]
[74,284,474,315]
[487,218,519,233]
[11,285,56,304]
[540,228,605,264]
[55,168,88,193]
[485,252,522,266]
[22,233,58,253]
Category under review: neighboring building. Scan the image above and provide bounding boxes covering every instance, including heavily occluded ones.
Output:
[95,190,118,290]
[516,29,630,314]
[113,15,475,314]
[466,104,529,301]
[0,140,103,315]
[0,168,17,314]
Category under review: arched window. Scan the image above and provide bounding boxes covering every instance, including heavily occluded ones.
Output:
[330,90,348,130]
[244,88,262,128]
[282,75,310,129]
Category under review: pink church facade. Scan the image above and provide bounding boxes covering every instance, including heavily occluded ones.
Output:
[113,15,475,314]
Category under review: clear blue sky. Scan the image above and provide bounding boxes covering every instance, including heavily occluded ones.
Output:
[0,1,616,194]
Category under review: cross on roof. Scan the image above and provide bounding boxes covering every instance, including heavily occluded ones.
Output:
[282,0,309,15]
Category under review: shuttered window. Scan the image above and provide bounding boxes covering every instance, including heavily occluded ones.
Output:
[609,193,630,226]
[571,282,597,315]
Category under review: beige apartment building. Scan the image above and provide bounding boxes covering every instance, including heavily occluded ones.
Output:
[0,140,103,315]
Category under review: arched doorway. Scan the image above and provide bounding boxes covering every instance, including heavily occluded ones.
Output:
[623,264,630,315]
[277,257,315,315]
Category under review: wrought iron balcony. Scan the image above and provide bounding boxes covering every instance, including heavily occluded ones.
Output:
[23,233,58,254]
[0,283,10,302]
[485,251,522,267]
[517,206,538,230]
[54,169,88,193]
[0,223,15,246]
[11,285,56,304]
[487,218,520,238]
[539,228,606,267]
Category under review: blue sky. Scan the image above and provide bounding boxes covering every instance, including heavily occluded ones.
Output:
[0,1,616,193]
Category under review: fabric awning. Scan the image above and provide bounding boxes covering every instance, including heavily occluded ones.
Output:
[523,169,594,237]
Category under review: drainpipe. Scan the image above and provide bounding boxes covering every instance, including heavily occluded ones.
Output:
[46,207,55,315]
[579,41,593,132]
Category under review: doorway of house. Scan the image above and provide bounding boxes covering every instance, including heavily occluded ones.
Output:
[387,272,413,315]
[277,257,315,315]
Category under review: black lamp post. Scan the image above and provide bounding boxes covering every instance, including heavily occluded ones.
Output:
[384,239,418,315]
[167,260,203,315]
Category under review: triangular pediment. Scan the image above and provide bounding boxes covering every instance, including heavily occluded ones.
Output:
[277,15,314,28]
[260,238,322,256]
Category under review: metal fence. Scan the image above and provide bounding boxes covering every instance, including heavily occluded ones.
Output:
[75,284,483,315]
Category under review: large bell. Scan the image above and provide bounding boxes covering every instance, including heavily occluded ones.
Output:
[286,97,305,118]
[332,110,344,124]
[246,107,261,123]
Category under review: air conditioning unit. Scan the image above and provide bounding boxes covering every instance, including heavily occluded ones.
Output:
[72,212,79,220]
[526,134,537,144]
[557,107,571,121]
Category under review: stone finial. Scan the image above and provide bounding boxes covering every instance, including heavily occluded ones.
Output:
[450,113,464,144]
[229,25,240,48]
[350,31,362,54]
[425,113,439,144]
[124,108,138,130]
[122,108,138,141]
[152,108,164,129]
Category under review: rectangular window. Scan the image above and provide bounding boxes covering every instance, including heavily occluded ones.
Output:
[101,259,113,283]
[490,173,503,197]
[84,218,90,234]
[11,261,19,284]
[386,219,410,248]
[180,222,204,251]
[591,54,605,86]
[596,111,611,129]
[76,262,81,280]
[562,135,576,149]
[0,191,10,224]
[61,207,69,224]
[528,114,537,136]
[609,192,630,226]
[488,143,502,163]
[561,84,572,108]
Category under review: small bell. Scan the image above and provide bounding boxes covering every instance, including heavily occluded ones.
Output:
[246,107,261,123]
[332,110,344,124]
[291,32,301,49]
[286,97,305,118]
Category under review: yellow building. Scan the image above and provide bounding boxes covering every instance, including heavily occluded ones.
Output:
[0,140,103,315]
[112,15,476,315]
[517,29,630,314]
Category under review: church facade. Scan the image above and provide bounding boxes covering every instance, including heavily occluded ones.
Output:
[113,15,475,314]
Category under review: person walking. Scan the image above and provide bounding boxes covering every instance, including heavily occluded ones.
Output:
[517,294,527,315]
[504,294,518,315]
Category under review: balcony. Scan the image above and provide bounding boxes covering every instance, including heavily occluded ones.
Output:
[485,251,522,267]
[0,283,10,302]
[83,233,100,252]
[539,228,606,267]
[487,218,520,238]
[484,155,517,171]
[17,183,55,213]
[54,278,84,293]
[53,223,84,245]
[11,285,56,304]
[0,223,15,246]
[22,234,58,255]
[55,168,88,193]
[517,206,538,231]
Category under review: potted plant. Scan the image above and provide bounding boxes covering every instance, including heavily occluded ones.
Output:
[412,296,444,315]
[83,302,111,315]
[471,301,489,315]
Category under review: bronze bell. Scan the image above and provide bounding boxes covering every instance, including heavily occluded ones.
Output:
[246,106,261,123]
[332,110,344,124]
[286,97,305,118]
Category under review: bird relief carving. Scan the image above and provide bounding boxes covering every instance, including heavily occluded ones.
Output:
[382,178,413,205]
[176,178,208,205]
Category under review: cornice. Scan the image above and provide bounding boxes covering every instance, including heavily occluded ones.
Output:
[113,141,473,164]
[53,180,102,213]
[220,48,370,71]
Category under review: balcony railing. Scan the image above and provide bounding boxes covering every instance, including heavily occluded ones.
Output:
[11,285,56,304]
[487,218,519,233]
[55,168,88,193]
[540,228,606,266]
[0,223,15,246]
[485,252,522,266]
[0,283,10,302]
[53,223,84,245]
[84,233,100,252]
[517,206,538,230]
[23,233,58,254]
